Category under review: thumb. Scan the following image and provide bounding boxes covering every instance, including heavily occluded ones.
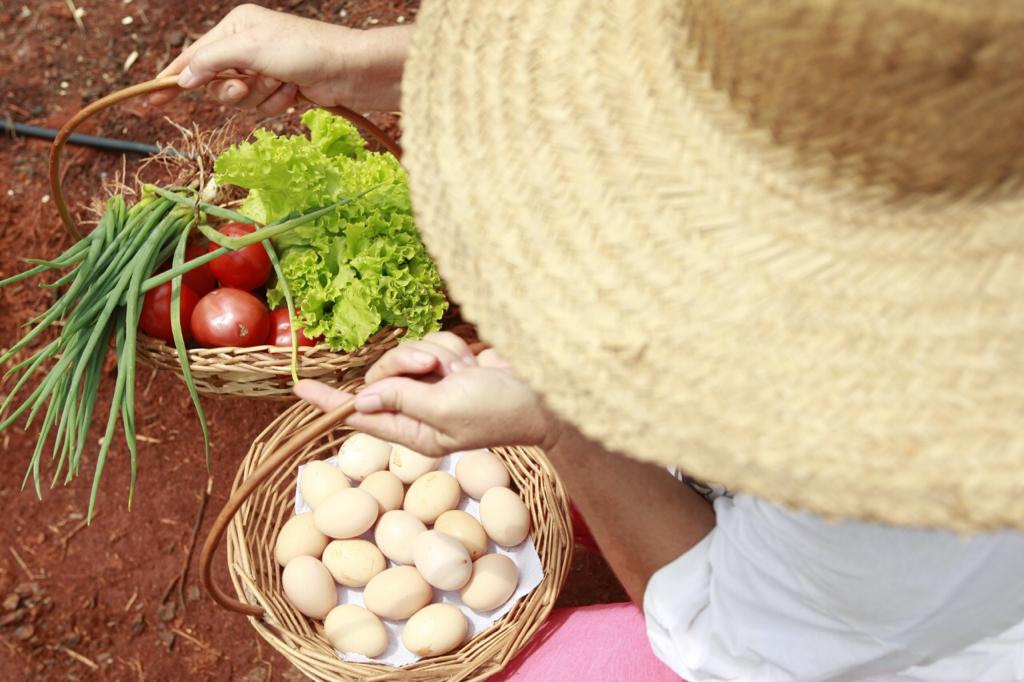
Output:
[179,34,267,88]
[354,377,447,424]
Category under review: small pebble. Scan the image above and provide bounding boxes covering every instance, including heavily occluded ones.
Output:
[14,582,40,597]
[123,50,139,72]
[14,625,34,641]
[41,195,50,204]
[59,81,69,89]
[157,602,176,622]
[157,630,176,650]
[0,610,26,627]
[3,594,20,611]
[121,16,133,25]
[397,15,406,23]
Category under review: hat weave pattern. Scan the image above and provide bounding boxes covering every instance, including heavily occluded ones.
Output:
[402,0,1024,530]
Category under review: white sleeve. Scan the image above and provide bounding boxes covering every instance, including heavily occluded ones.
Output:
[643,531,714,678]
[642,494,1024,682]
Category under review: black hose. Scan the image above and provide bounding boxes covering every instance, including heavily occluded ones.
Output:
[1,119,185,157]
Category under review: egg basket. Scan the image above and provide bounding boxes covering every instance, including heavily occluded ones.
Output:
[48,76,425,398]
[198,399,574,681]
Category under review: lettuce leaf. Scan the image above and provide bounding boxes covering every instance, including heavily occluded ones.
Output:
[214,110,446,352]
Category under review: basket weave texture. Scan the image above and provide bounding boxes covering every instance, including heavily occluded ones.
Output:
[137,328,404,398]
[224,401,573,680]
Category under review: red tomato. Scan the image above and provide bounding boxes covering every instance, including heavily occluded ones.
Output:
[138,282,199,344]
[191,288,271,348]
[266,308,318,347]
[181,242,218,296]
[155,242,218,295]
[207,222,271,290]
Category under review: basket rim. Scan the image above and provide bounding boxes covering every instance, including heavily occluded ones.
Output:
[136,326,405,359]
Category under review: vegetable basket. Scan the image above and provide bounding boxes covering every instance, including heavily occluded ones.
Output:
[199,398,573,681]
[49,76,445,398]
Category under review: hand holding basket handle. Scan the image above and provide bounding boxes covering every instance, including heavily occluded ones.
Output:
[150,4,410,115]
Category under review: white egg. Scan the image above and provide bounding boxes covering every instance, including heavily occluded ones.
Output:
[374,510,427,565]
[321,539,386,587]
[454,449,510,499]
[324,604,388,657]
[299,460,350,510]
[363,566,433,620]
[337,433,391,481]
[388,444,439,484]
[282,556,336,620]
[402,603,468,657]
[358,470,405,512]
[274,512,329,567]
[434,510,489,560]
[403,471,461,524]
[313,488,380,539]
[413,530,473,591]
[460,553,519,612]
[479,487,531,546]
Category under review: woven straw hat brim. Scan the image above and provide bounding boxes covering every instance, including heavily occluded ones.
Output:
[402,0,1024,531]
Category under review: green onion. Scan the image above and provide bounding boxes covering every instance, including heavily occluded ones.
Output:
[170,222,211,470]
[262,239,301,382]
[0,185,366,520]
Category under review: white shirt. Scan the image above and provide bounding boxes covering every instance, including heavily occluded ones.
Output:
[644,494,1024,681]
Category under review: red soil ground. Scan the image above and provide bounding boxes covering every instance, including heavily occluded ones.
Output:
[0,2,627,680]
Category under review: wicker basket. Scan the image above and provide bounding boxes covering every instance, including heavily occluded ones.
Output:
[49,75,417,398]
[199,400,573,681]
[135,329,404,398]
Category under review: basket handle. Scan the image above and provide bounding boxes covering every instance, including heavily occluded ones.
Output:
[199,399,357,617]
[50,74,403,241]
[201,341,489,615]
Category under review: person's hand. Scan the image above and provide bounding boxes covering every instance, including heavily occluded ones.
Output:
[294,332,562,457]
[150,4,410,113]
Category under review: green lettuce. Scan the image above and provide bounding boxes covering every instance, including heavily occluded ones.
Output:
[213,110,446,351]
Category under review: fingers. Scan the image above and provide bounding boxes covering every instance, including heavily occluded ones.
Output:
[257,82,299,116]
[344,411,447,457]
[151,24,228,105]
[234,75,281,109]
[295,377,447,431]
[293,380,353,412]
[423,331,476,359]
[352,377,448,424]
[365,340,471,384]
[293,379,448,456]
[477,348,512,369]
[178,33,266,90]
[206,77,250,105]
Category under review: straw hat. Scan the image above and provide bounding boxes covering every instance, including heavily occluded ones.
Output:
[400,0,1024,531]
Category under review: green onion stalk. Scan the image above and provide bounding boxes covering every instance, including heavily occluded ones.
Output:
[0,184,375,520]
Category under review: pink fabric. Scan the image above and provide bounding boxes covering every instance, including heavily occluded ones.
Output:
[492,602,682,681]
